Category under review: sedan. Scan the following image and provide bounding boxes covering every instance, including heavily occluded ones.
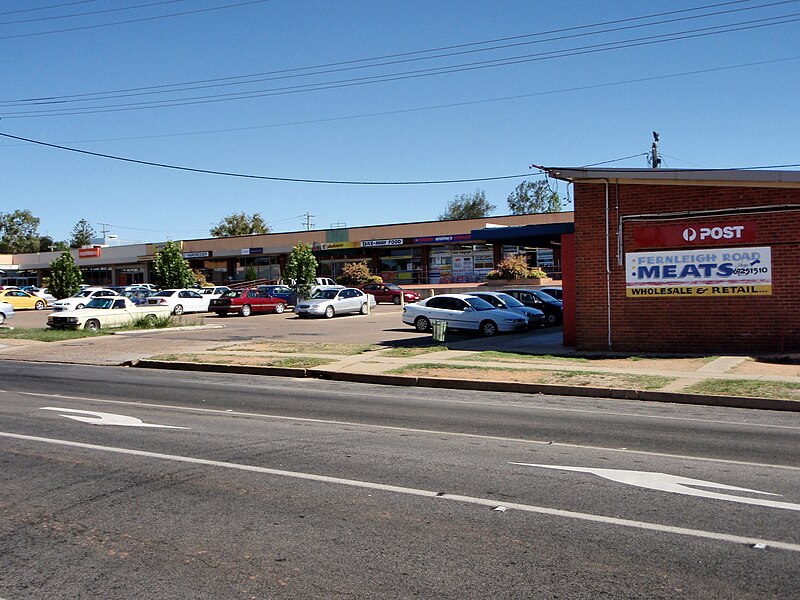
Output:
[122,288,157,305]
[210,289,287,317]
[467,291,546,328]
[195,286,232,302]
[402,293,527,337]
[257,285,297,306]
[502,288,563,325]
[0,289,49,310]
[539,286,563,300]
[52,288,119,312]
[360,283,421,305]
[0,301,15,325]
[146,289,209,315]
[294,287,376,318]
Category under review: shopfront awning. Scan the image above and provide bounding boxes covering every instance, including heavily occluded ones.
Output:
[470,222,574,247]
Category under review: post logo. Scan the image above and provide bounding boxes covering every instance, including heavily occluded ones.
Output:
[682,227,697,242]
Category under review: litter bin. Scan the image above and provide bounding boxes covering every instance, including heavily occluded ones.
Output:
[431,319,447,342]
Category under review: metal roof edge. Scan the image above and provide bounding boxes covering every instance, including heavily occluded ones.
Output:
[543,167,800,185]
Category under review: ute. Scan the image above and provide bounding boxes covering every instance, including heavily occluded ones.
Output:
[47,296,172,331]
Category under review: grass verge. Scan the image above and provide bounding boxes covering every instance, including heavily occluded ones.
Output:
[150,353,335,368]
[685,379,800,400]
[381,345,449,358]
[0,328,108,341]
[208,341,380,355]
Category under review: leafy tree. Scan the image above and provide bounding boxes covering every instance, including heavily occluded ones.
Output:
[438,189,495,220]
[38,236,68,252]
[47,250,83,299]
[70,219,96,248]
[507,180,563,215]
[152,241,195,289]
[210,212,271,237]
[336,262,382,286]
[0,209,41,253]
[283,243,318,299]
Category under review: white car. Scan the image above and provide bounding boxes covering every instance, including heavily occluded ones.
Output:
[402,293,527,337]
[47,296,172,331]
[145,289,209,315]
[294,287,376,318]
[0,301,15,325]
[26,287,57,307]
[52,288,119,312]
[195,286,231,302]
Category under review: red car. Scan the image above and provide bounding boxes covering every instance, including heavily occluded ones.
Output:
[209,289,287,317]
[360,283,421,305]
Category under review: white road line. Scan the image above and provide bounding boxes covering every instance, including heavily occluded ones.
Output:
[8,389,800,471]
[2,430,798,553]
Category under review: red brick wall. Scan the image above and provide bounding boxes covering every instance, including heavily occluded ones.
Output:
[574,182,800,353]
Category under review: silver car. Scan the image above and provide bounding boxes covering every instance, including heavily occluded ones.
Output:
[402,293,527,337]
[0,301,15,325]
[294,287,376,318]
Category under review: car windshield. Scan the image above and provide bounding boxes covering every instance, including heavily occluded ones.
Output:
[222,291,243,298]
[154,291,174,297]
[73,290,93,298]
[496,293,524,308]
[464,297,495,311]
[533,290,559,303]
[312,290,339,300]
[86,298,113,309]
[384,284,401,290]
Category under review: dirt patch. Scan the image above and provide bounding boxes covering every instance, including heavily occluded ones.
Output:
[208,341,378,355]
[732,358,800,378]
[151,353,335,368]
[467,352,714,373]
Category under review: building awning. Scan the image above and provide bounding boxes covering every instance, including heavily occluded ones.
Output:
[471,222,574,247]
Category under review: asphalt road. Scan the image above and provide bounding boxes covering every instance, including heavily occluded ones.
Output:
[1,362,799,599]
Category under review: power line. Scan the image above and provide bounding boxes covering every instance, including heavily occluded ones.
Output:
[0,132,531,185]
[0,0,188,25]
[0,0,104,17]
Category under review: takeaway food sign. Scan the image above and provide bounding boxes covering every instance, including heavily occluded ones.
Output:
[625,246,772,297]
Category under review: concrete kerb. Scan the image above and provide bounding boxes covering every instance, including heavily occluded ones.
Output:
[130,359,800,413]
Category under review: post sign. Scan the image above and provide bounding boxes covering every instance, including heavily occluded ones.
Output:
[633,222,756,249]
[625,246,772,297]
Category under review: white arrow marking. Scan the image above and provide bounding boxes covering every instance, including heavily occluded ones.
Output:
[511,463,800,512]
[41,407,188,429]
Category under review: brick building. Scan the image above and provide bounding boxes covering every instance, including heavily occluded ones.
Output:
[547,168,800,353]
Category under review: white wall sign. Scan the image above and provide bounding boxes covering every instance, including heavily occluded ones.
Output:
[360,239,403,248]
[625,246,772,297]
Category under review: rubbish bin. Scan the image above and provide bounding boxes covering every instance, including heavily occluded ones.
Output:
[431,319,447,342]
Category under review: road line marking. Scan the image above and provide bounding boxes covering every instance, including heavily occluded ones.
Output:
[2,430,798,553]
[4,389,800,472]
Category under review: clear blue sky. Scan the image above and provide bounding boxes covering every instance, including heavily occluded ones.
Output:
[2,0,799,244]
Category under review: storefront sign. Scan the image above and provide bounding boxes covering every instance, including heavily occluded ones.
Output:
[240,247,263,255]
[633,222,756,249]
[360,238,403,248]
[625,246,772,297]
[78,247,101,258]
[313,242,360,251]
[182,251,211,259]
[412,234,472,244]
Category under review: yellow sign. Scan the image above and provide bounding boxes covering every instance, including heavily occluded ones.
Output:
[627,285,772,297]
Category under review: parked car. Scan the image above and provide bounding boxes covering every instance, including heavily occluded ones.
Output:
[360,283,421,305]
[539,286,563,300]
[467,291,546,328]
[210,288,287,317]
[52,288,119,312]
[47,296,171,331]
[145,289,209,315]
[122,288,157,305]
[0,289,49,310]
[0,301,15,325]
[195,286,231,303]
[502,288,563,325]
[25,287,57,306]
[402,293,527,337]
[257,285,298,306]
[294,287,376,318]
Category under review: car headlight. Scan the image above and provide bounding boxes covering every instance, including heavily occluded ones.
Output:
[310,304,320,309]
[68,317,79,323]
[503,318,518,323]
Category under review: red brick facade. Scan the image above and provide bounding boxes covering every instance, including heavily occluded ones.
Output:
[572,181,800,353]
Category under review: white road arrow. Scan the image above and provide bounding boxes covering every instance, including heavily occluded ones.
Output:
[41,407,188,429]
[511,463,800,512]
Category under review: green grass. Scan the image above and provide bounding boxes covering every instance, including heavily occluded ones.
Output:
[0,328,109,341]
[686,379,800,400]
[381,345,449,358]
[462,351,590,363]
[209,341,380,355]
[126,314,183,329]
[150,353,335,369]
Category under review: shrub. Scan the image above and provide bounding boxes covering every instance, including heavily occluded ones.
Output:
[485,255,548,280]
[336,262,383,286]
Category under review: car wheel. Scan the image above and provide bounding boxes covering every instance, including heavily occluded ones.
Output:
[324,306,335,319]
[76,303,84,310]
[275,303,285,314]
[173,304,184,316]
[480,320,498,337]
[0,313,5,325]
[392,296,401,305]
[240,304,252,317]
[84,319,101,331]
[414,316,431,332]
[546,312,558,325]
[360,303,368,315]
[34,300,45,310]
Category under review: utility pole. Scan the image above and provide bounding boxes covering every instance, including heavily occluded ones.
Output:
[302,213,315,231]
[98,222,111,237]
[649,131,662,169]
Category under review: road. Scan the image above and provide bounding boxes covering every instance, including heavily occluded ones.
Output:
[1,362,798,599]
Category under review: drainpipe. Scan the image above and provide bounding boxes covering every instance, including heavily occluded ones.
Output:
[602,178,612,350]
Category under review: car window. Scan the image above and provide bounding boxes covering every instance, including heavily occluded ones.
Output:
[475,294,502,308]
[312,290,338,300]
[464,297,495,311]
[426,297,446,309]
[385,284,401,290]
[74,290,93,297]
[496,293,523,308]
[97,291,114,297]
[87,298,113,309]
[154,291,173,297]
[113,299,126,309]
[534,290,558,303]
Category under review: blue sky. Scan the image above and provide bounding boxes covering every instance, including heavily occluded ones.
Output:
[2,0,799,244]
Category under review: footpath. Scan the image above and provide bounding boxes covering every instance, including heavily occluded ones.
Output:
[1,324,798,412]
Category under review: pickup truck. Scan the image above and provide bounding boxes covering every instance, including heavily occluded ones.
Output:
[47,296,172,331]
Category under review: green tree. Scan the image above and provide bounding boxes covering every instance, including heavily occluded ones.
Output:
[0,209,41,253]
[438,189,495,220]
[70,219,96,248]
[210,212,271,237]
[283,243,318,299]
[507,180,563,215]
[38,236,68,252]
[47,250,83,299]
[152,241,195,289]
